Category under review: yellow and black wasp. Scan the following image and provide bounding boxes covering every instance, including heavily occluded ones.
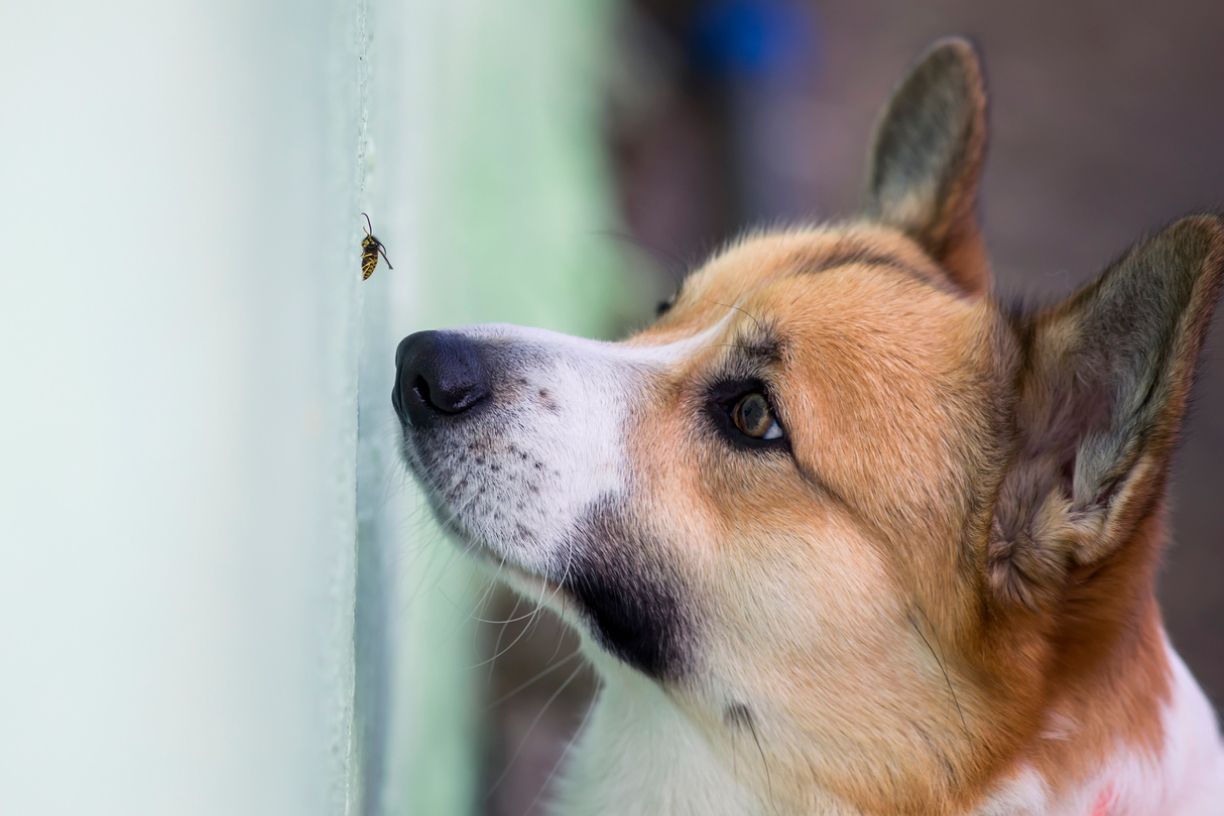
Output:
[360,212,393,281]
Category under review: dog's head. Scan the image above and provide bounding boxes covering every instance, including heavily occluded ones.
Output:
[395,39,1224,811]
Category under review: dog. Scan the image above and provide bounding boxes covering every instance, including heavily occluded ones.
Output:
[393,38,1224,814]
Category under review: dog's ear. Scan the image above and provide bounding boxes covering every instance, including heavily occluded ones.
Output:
[989,216,1224,609]
[864,38,989,295]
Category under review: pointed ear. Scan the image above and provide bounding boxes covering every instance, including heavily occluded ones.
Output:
[864,38,989,295]
[990,216,1224,608]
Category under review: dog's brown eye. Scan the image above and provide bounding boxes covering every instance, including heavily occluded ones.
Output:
[731,392,783,440]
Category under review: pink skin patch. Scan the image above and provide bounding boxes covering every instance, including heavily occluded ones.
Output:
[1090,784,1115,816]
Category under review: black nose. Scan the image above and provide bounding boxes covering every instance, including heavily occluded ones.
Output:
[394,330,491,425]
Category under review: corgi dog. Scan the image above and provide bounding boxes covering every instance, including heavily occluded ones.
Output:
[394,38,1224,815]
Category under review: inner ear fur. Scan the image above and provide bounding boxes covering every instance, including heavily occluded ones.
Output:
[989,216,1224,609]
[864,37,990,295]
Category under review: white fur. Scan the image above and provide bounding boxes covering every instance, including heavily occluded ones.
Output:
[1133,643,1224,815]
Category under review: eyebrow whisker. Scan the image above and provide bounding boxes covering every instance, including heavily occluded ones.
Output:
[709,299,766,333]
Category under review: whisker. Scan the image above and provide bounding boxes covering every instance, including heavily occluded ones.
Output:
[475,572,556,670]
[485,662,586,801]
[476,593,525,671]
[908,607,970,740]
[745,712,780,816]
[524,689,600,815]
[711,300,765,333]
[485,648,582,710]
[589,228,691,286]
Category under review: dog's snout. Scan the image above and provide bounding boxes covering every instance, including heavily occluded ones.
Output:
[394,330,491,424]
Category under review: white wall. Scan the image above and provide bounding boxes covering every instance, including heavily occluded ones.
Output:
[0,2,364,813]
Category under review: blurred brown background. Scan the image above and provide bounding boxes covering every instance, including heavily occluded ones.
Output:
[479,2,1224,813]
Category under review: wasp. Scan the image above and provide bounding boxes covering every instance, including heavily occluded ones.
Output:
[360,212,393,280]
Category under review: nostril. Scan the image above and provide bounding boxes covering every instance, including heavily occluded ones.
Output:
[411,375,432,408]
[409,372,486,415]
[445,387,486,413]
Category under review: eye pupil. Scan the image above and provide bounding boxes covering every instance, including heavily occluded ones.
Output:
[732,393,772,438]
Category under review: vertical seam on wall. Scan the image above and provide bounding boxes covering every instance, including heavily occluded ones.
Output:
[346,0,372,813]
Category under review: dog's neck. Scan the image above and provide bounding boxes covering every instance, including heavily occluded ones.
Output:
[552,638,1224,815]
[551,661,774,816]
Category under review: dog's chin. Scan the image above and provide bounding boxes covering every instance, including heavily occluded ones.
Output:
[433,515,590,637]
[412,474,570,604]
